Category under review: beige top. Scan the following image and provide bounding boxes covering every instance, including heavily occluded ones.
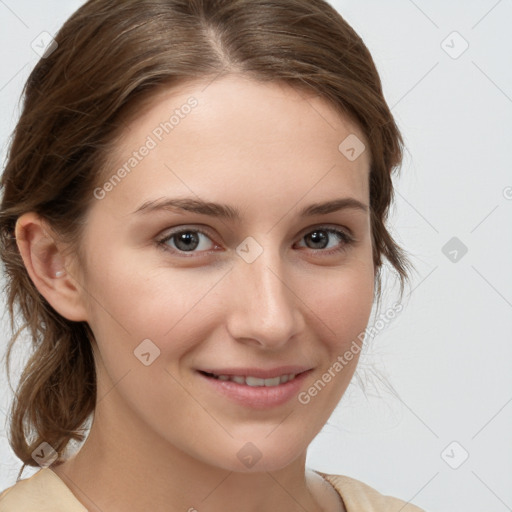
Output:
[0,467,425,511]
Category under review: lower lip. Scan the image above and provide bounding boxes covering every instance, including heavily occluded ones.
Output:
[197,370,312,409]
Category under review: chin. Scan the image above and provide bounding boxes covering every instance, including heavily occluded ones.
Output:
[199,435,309,474]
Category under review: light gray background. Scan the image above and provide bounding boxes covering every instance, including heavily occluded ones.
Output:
[1,1,511,511]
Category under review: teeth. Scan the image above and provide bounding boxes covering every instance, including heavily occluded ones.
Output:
[262,376,281,387]
[245,376,266,386]
[209,373,297,386]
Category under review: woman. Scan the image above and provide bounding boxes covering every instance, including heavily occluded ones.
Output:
[0,0,423,510]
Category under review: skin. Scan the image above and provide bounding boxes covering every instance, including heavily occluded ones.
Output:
[16,74,375,512]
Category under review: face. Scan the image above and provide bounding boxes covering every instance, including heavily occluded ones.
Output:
[73,75,375,472]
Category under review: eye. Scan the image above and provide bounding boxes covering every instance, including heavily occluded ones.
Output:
[295,226,354,254]
[156,225,355,258]
[157,228,218,255]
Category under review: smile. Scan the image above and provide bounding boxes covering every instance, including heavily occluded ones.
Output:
[202,371,298,387]
[197,369,312,409]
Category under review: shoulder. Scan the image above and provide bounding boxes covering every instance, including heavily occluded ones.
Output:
[316,471,426,512]
[0,468,87,512]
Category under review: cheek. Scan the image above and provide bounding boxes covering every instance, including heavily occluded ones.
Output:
[85,247,208,334]
[295,271,373,422]
[297,261,375,345]
[82,254,230,394]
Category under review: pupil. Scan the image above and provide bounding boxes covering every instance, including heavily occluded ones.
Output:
[175,232,199,251]
[308,231,327,249]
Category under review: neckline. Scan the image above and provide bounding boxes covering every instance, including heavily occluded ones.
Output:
[44,467,347,511]
[312,470,348,512]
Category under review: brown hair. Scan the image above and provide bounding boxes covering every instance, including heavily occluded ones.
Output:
[0,0,414,478]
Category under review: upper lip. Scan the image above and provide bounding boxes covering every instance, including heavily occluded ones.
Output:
[198,366,313,379]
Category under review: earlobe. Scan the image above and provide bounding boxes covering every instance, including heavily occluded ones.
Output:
[14,212,89,322]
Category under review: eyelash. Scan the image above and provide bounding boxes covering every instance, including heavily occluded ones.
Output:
[156,225,355,258]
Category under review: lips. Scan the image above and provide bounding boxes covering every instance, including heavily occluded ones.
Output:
[200,371,299,387]
[197,367,313,409]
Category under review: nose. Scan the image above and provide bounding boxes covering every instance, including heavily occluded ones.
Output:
[225,245,305,350]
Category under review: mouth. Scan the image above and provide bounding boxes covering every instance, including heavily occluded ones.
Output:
[198,370,303,387]
[196,368,313,409]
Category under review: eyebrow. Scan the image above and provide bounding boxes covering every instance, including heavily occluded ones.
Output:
[132,196,368,220]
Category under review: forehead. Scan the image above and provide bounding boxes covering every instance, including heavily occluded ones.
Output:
[98,75,371,216]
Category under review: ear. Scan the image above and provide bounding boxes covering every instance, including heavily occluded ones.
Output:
[14,212,89,322]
